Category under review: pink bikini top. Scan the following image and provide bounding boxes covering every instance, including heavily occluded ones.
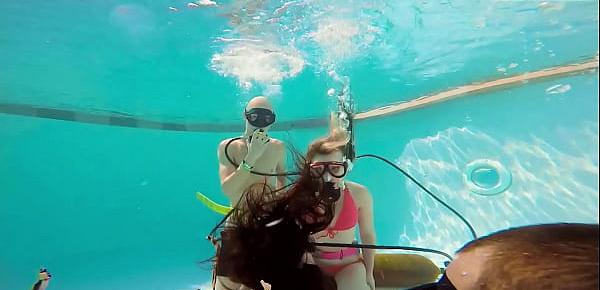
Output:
[325,188,358,236]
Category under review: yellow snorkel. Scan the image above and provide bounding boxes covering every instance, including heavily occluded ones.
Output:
[195,192,232,215]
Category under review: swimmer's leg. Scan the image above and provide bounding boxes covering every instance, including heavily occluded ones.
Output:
[334,262,370,290]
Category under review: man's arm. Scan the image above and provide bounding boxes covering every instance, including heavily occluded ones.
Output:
[217,139,262,204]
[275,144,287,190]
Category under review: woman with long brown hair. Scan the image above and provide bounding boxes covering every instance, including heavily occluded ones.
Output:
[212,151,339,290]
[305,120,377,290]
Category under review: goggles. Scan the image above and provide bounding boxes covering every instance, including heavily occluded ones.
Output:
[245,108,276,128]
[309,161,348,179]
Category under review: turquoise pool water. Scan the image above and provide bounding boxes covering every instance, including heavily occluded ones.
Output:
[1,1,598,290]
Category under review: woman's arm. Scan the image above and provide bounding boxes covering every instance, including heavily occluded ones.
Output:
[354,183,377,288]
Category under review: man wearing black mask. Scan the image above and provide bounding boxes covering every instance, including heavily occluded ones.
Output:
[215,96,286,290]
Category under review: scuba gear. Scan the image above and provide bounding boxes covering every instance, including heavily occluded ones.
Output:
[318,181,342,204]
[245,108,276,128]
[196,192,232,215]
[336,84,356,163]
[356,154,477,240]
[310,161,348,179]
[223,137,298,177]
[247,128,264,143]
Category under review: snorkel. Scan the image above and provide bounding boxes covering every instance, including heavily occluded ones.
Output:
[314,83,356,203]
[336,83,356,173]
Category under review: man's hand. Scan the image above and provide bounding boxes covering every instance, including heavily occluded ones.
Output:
[245,129,270,165]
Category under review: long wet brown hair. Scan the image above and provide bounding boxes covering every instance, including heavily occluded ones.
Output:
[214,153,337,290]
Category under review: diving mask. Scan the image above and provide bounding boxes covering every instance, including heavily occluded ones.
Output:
[245,108,276,128]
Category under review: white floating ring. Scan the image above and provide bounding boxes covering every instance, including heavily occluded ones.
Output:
[464,159,512,196]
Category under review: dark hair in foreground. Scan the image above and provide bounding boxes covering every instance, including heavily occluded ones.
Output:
[459,223,599,290]
[214,155,337,290]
